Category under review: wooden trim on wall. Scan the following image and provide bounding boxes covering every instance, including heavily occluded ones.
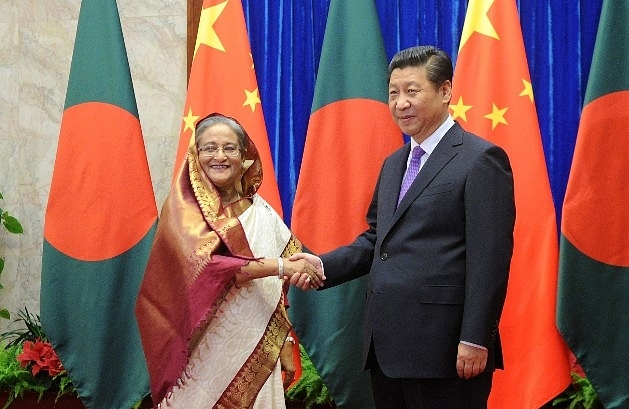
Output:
[187,0,203,81]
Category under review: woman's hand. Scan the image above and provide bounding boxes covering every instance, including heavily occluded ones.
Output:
[283,257,325,289]
[287,253,325,290]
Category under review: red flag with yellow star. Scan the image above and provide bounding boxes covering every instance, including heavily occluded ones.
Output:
[173,0,281,214]
[450,0,571,407]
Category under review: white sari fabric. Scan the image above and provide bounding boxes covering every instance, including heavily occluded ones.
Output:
[160,195,291,409]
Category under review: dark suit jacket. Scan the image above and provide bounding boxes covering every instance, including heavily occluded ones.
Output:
[320,122,515,379]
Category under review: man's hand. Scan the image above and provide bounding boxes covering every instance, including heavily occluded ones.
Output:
[288,253,325,290]
[456,342,488,379]
[283,257,325,289]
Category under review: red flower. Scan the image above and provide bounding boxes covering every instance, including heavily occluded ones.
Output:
[17,339,65,377]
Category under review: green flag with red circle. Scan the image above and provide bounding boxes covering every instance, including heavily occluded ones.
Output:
[557,1,629,408]
[289,0,402,407]
[40,0,158,408]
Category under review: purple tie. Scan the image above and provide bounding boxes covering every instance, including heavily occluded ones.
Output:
[398,146,425,205]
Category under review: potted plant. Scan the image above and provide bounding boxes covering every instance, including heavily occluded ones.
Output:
[0,309,157,409]
[0,308,77,409]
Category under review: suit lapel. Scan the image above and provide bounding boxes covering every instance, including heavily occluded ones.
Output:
[385,123,464,232]
[390,144,411,209]
[377,144,410,233]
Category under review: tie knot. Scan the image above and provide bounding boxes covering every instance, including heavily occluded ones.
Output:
[411,146,425,161]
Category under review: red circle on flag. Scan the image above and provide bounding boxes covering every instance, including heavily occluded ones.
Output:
[561,91,629,267]
[44,102,157,261]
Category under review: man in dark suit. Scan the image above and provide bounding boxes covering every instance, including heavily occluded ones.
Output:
[291,45,515,409]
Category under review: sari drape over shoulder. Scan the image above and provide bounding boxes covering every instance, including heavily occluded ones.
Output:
[135,123,293,408]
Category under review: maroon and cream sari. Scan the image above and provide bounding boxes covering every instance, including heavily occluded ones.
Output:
[136,131,296,408]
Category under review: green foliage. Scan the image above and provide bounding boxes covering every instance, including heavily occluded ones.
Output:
[0,343,49,409]
[0,191,24,321]
[285,344,335,408]
[0,309,76,408]
[0,308,48,348]
[553,372,603,409]
[0,193,24,236]
[0,256,6,319]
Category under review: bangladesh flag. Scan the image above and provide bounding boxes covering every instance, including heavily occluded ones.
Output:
[40,1,158,408]
[557,1,629,407]
[289,0,402,407]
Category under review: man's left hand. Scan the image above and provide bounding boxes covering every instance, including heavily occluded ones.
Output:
[456,342,488,379]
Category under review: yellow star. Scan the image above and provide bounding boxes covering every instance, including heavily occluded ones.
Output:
[484,103,508,130]
[194,1,228,58]
[519,79,534,103]
[183,107,200,135]
[459,0,499,50]
[449,96,473,122]
[243,88,261,112]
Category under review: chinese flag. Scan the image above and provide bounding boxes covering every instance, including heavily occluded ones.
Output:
[450,0,571,407]
[173,0,281,215]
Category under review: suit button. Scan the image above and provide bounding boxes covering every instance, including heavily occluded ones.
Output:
[381,253,388,260]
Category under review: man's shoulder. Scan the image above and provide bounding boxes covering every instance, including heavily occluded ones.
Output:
[453,123,504,152]
[451,122,486,143]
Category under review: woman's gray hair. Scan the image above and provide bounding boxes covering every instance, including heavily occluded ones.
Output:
[195,113,248,151]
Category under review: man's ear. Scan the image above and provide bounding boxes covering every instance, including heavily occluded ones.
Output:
[441,80,452,101]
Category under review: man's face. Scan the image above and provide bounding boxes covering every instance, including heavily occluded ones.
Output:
[388,65,451,142]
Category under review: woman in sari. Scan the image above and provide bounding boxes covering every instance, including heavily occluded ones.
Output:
[135,113,323,408]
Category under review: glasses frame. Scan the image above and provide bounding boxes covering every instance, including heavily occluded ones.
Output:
[198,145,241,158]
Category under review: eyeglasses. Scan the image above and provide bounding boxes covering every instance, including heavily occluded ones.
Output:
[198,145,240,158]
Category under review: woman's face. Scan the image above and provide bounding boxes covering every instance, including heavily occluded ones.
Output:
[196,123,243,192]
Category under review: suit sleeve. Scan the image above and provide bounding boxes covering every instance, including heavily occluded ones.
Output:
[461,145,515,347]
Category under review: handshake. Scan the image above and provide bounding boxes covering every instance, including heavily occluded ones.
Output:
[284,253,326,290]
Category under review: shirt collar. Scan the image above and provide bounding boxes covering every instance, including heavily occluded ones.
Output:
[410,115,455,155]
